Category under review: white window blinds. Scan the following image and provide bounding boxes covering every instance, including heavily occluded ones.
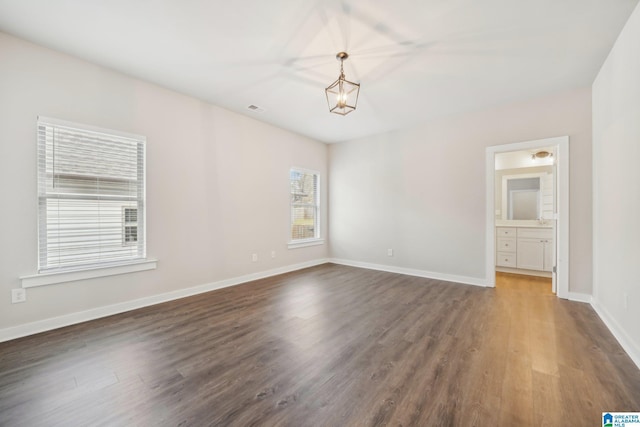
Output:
[290,169,319,241]
[37,117,146,272]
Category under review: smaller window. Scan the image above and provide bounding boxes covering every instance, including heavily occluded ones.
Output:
[123,207,138,245]
[290,169,320,242]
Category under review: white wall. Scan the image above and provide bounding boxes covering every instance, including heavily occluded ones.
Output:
[592,2,640,364]
[329,87,592,293]
[0,32,328,330]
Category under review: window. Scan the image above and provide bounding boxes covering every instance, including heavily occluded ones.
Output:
[289,169,321,245]
[37,117,146,272]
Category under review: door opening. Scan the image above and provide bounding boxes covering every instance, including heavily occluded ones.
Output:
[485,137,569,299]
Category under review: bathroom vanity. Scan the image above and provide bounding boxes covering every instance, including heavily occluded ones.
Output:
[496,224,554,277]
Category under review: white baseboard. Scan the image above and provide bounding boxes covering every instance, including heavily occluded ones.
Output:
[329,258,488,287]
[0,258,329,343]
[567,292,592,303]
[591,298,640,370]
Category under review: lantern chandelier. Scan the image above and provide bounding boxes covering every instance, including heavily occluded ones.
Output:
[325,52,360,116]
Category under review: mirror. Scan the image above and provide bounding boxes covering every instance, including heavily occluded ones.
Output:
[502,175,541,220]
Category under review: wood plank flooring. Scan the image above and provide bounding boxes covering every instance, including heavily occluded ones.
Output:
[1,265,639,426]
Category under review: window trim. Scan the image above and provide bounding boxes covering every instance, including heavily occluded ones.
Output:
[287,238,325,250]
[288,167,323,249]
[21,259,157,288]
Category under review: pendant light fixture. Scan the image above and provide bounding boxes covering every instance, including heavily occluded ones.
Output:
[325,52,360,115]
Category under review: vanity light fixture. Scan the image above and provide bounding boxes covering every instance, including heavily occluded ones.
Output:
[325,52,360,116]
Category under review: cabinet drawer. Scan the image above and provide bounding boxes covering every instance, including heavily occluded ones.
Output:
[496,252,517,268]
[517,228,553,239]
[497,237,516,252]
[496,227,516,237]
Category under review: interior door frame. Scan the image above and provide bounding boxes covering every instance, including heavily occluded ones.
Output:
[485,136,569,299]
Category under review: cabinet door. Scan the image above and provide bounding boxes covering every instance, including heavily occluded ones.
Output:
[543,240,554,272]
[517,238,544,270]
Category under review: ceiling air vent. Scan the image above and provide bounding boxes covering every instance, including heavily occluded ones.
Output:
[247,104,265,113]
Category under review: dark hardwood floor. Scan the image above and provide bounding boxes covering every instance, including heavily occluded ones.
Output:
[1,264,639,426]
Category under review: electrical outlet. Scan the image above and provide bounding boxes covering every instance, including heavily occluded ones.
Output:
[11,288,26,304]
[387,249,393,257]
[271,251,276,259]
[252,253,258,262]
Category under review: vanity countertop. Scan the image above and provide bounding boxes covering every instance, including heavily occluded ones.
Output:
[495,221,553,229]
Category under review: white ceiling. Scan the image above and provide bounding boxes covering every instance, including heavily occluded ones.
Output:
[0,0,637,143]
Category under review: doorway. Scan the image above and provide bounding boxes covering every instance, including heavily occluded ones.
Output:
[485,136,569,298]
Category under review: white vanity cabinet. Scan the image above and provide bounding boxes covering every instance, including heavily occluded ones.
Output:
[496,226,554,274]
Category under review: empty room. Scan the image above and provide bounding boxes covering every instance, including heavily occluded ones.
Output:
[1,1,640,425]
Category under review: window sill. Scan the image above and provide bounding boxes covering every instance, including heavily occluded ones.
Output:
[288,239,325,249]
[20,259,158,288]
